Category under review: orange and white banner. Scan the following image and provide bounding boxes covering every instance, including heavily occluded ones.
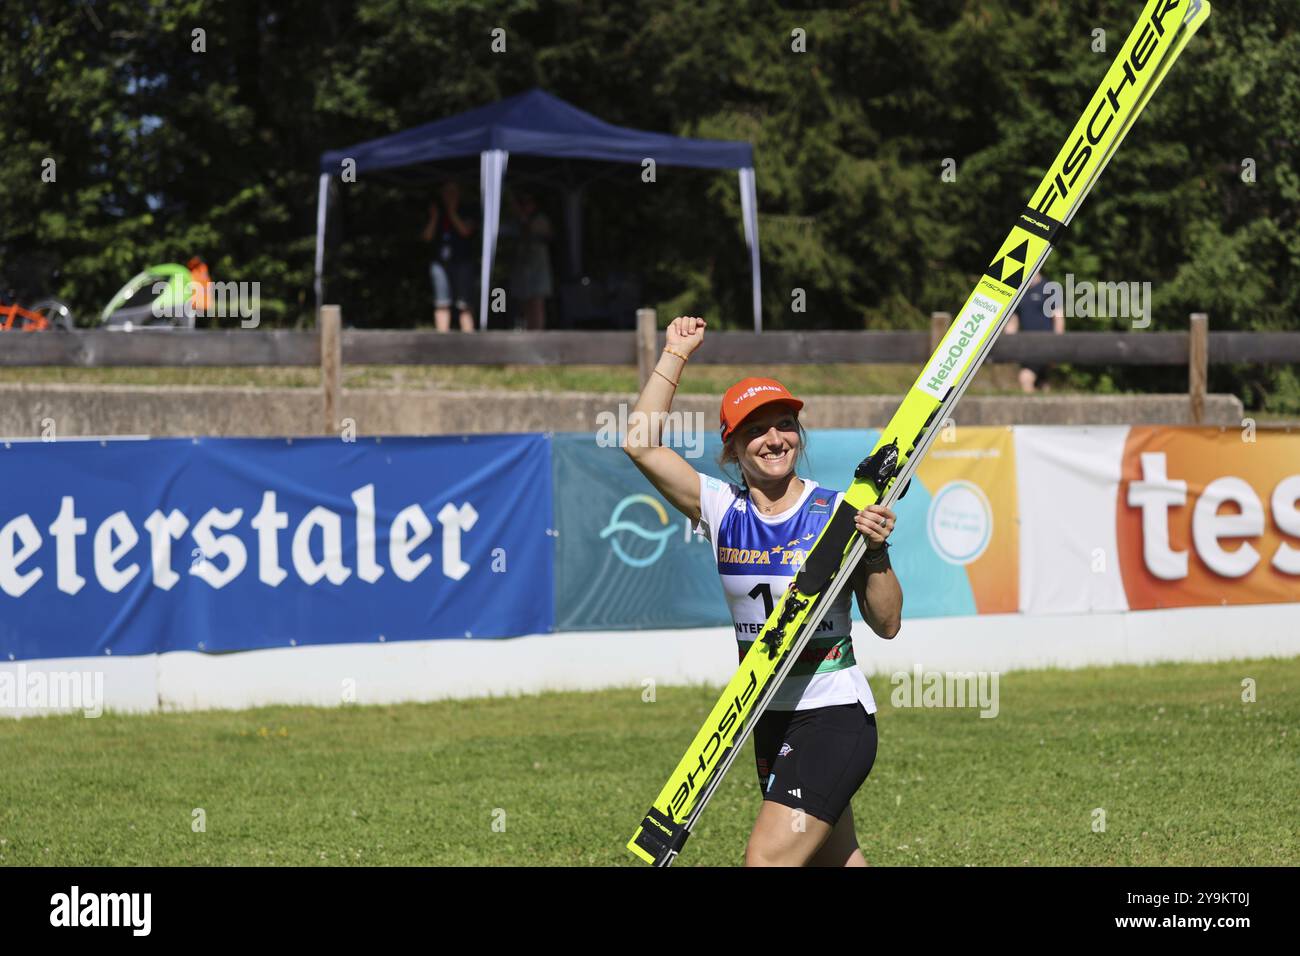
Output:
[1015,426,1300,613]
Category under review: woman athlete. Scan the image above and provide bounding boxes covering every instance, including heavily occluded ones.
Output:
[623,315,903,867]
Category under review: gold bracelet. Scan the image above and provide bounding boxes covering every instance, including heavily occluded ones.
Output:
[663,346,690,362]
[653,368,680,388]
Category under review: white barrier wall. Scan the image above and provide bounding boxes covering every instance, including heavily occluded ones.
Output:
[4,603,1298,717]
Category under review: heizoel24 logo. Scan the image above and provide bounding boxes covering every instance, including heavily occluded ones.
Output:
[918,292,1006,400]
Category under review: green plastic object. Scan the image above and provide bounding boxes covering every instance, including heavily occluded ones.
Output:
[100,263,191,324]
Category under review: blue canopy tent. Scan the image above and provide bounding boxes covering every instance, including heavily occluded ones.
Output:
[315,88,764,330]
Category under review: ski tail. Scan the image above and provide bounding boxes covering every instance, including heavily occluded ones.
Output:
[626,0,1210,866]
[628,806,687,866]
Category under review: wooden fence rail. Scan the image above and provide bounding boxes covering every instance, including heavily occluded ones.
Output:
[2,315,1297,370]
[2,308,1296,431]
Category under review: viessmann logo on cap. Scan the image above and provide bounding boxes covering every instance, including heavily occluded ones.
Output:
[732,385,784,404]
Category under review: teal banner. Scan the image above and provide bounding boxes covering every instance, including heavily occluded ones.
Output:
[552,428,976,631]
[552,433,729,630]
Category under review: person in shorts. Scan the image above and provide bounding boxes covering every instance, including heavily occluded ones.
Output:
[421,180,478,332]
[1005,270,1065,391]
[622,315,904,866]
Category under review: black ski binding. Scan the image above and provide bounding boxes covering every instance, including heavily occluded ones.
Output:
[855,437,911,499]
[856,438,899,486]
[759,593,807,659]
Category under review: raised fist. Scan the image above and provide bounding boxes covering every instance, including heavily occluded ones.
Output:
[666,315,707,356]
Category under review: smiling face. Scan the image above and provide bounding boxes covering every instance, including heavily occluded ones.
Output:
[730,402,802,485]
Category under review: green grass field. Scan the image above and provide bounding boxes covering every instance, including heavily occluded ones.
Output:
[0,657,1295,866]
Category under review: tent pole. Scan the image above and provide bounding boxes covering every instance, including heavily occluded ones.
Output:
[479,149,509,330]
[739,167,763,333]
[314,173,329,316]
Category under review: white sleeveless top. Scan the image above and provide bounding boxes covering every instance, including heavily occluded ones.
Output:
[694,472,876,713]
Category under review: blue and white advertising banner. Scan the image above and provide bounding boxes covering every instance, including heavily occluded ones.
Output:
[0,435,553,661]
[1,425,1043,662]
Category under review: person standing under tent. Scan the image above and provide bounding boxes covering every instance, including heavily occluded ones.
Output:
[421,180,478,332]
[505,191,554,330]
[622,314,903,867]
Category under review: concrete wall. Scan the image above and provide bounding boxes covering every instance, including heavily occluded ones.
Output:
[0,382,1245,438]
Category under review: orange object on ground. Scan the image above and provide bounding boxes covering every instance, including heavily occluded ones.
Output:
[0,302,49,331]
[187,256,212,314]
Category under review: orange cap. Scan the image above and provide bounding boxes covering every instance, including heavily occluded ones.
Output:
[719,377,804,442]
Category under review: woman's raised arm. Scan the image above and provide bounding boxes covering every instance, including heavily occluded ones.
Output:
[622,316,708,523]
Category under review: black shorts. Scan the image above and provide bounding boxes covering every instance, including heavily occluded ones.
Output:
[753,702,878,825]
